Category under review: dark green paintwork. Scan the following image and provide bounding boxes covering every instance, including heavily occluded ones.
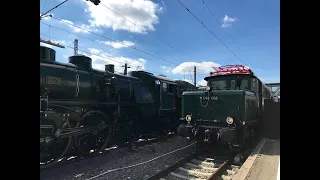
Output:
[40,46,56,61]
[181,90,259,125]
[68,55,92,70]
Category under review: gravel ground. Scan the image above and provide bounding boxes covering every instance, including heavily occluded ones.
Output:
[40,136,196,180]
[244,139,280,180]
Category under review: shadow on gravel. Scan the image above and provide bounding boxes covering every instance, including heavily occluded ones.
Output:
[40,136,196,180]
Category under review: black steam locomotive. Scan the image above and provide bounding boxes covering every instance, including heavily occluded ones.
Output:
[40,46,196,168]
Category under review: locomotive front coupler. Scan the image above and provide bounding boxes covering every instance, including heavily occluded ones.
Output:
[204,129,212,142]
[177,122,195,138]
[217,127,235,144]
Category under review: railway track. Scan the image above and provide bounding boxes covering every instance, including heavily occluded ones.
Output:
[40,132,176,171]
[146,149,241,180]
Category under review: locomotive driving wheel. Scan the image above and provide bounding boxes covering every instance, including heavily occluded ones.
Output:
[40,116,72,169]
[74,110,112,155]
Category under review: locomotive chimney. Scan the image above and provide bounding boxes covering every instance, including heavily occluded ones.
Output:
[105,64,115,73]
[40,46,56,62]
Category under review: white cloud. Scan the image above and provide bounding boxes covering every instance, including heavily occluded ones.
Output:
[82,0,164,34]
[88,48,101,54]
[60,19,100,33]
[183,79,193,84]
[171,61,221,75]
[161,65,172,73]
[41,15,101,33]
[221,15,238,28]
[197,79,207,87]
[102,40,135,49]
[86,48,147,73]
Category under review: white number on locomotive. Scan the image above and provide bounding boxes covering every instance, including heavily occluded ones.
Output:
[211,96,218,100]
[202,96,218,101]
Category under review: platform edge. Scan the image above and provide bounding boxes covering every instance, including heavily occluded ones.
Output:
[231,138,267,180]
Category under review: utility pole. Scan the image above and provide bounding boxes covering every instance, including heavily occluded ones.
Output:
[74,39,78,55]
[122,63,131,75]
[194,66,196,87]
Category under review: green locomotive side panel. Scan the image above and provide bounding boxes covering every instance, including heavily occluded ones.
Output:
[161,93,175,110]
[129,71,178,122]
[133,82,157,120]
[116,76,137,101]
[40,63,92,100]
[244,92,259,123]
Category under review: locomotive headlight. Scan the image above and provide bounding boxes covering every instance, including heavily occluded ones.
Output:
[226,117,233,124]
[186,115,192,122]
[206,86,211,91]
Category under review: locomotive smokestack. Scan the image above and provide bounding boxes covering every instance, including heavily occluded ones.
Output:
[40,46,56,62]
[105,64,115,73]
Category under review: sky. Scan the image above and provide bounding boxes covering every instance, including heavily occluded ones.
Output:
[40,0,280,86]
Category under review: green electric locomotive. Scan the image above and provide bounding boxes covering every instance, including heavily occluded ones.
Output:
[177,65,272,150]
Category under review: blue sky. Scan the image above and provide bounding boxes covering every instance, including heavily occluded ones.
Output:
[40,0,280,86]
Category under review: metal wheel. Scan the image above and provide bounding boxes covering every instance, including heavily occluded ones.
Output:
[74,110,112,155]
[40,116,72,169]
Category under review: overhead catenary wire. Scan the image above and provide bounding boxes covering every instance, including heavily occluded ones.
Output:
[101,0,260,76]
[40,0,69,18]
[45,15,178,66]
[201,0,253,66]
[41,14,199,74]
[97,2,223,76]
[41,0,246,82]
[40,33,139,69]
[40,33,180,80]
[175,0,247,66]
[40,21,177,70]
[99,2,193,62]
[39,1,268,83]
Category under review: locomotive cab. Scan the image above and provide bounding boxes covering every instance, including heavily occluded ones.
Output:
[177,65,270,149]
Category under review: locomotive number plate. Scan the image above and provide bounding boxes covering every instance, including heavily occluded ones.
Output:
[46,76,62,85]
[201,95,218,101]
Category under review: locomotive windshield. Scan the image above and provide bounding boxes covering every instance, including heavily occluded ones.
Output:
[209,80,227,90]
[207,75,250,90]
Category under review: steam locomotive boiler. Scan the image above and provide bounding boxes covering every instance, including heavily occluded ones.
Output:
[40,46,195,169]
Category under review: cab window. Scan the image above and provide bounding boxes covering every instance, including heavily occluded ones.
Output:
[208,80,227,90]
[231,79,249,90]
[240,79,249,89]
